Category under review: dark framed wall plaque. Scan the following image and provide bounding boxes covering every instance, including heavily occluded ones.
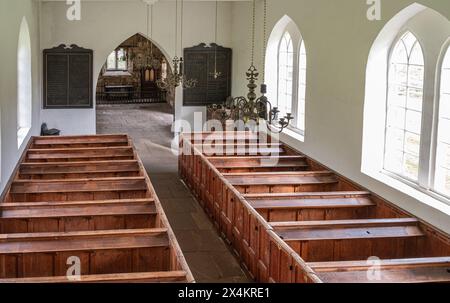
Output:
[183,43,232,106]
[43,44,93,109]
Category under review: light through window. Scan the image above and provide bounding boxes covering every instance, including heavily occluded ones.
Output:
[277,32,294,118]
[435,46,450,197]
[107,48,127,71]
[384,32,424,181]
[297,41,306,131]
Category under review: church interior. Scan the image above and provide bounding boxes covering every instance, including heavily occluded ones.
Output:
[1,0,450,284]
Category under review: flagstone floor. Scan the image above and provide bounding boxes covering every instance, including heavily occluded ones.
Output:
[96,103,251,283]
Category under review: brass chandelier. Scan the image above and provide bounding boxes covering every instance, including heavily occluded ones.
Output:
[215,0,293,133]
[157,0,197,90]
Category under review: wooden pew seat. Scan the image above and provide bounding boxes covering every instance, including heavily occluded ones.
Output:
[225,172,337,185]
[273,218,425,262]
[309,257,450,283]
[209,155,309,172]
[26,147,134,162]
[19,160,141,179]
[246,192,376,221]
[272,218,422,241]
[0,228,169,253]
[0,200,157,233]
[0,229,171,279]
[0,271,189,283]
[31,135,129,149]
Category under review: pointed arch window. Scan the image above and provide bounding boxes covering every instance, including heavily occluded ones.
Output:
[296,41,307,131]
[277,32,294,118]
[384,32,424,181]
[17,17,32,148]
[435,46,450,197]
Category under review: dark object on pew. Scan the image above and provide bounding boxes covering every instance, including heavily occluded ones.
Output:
[40,123,61,136]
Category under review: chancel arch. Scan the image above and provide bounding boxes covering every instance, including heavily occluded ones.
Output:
[95,33,174,107]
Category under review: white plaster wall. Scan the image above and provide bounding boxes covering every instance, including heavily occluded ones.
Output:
[40,0,233,134]
[231,0,450,233]
[0,0,41,193]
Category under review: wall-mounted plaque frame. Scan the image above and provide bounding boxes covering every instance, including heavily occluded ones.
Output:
[183,43,232,107]
[43,44,93,109]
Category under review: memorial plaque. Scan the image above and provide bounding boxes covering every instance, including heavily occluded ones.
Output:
[43,44,93,108]
[183,43,232,106]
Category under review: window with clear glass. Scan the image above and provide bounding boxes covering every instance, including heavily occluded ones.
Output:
[277,32,294,118]
[384,32,424,181]
[296,41,307,132]
[107,48,127,71]
[435,46,450,197]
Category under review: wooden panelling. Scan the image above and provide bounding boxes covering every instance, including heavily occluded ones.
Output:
[0,135,193,283]
[179,131,450,283]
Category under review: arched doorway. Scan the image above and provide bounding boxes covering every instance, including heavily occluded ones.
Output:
[96,33,176,174]
[95,33,174,107]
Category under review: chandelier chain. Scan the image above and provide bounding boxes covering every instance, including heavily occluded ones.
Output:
[262,0,267,82]
[181,0,184,57]
[175,0,178,57]
[251,0,256,66]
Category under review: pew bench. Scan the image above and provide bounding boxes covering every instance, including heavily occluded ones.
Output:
[272,219,425,262]
[18,160,142,179]
[308,257,450,283]
[245,192,376,222]
[225,171,340,193]
[31,134,130,149]
[209,155,309,173]
[6,177,150,202]
[25,147,135,162]
[0,229,171,279]
[0,199,157,233]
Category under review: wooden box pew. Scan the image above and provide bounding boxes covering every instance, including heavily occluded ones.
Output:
[308,257,450,283]
[224,171,352,194]
[244,192,380,222]
[0,271,190,283]
[0,229,181,280]
[4,177,151,202]
[194,143,289,157]
[0,135,194,283]
[182,131,263,144]
[271,218,427,262]
[31,134,130,149]
[25,147,135,163]
[208,155,310,173]
[0,199,157,234]
[179,132,450,283]
[18,160,142,180]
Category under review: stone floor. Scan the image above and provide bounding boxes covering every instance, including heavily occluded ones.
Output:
[96,103,251,283]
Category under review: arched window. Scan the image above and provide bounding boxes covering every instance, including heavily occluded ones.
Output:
[296,41,307,131]
[106,48,127,71]
[435,46,450,197]
[277,32,294,118]
[266,16,307,136]
[384,31,424,181]
[17,17,32,148]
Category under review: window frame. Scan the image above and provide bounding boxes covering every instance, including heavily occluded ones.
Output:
[380,29,450,206]
[430,38,450,201]
[106,48,128,71]
[382,29,426,185]
[275,29,306,137]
